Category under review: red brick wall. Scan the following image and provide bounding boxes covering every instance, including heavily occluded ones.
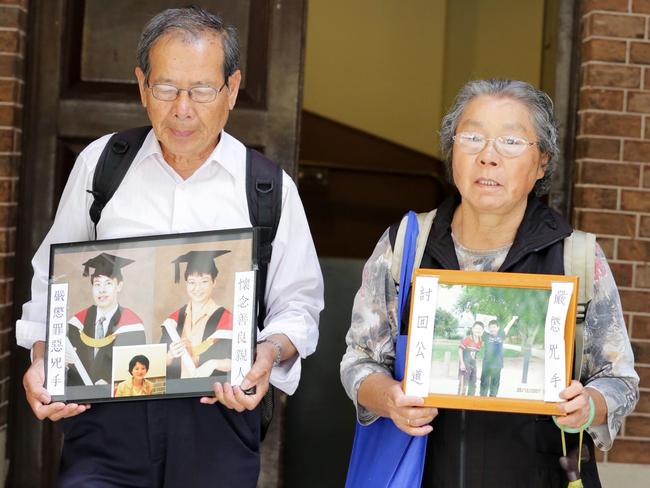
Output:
[577,0,650,465]
[0,0,26,466]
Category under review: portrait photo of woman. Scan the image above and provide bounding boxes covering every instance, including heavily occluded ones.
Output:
[115,354,154,397]
[161,250,233,379]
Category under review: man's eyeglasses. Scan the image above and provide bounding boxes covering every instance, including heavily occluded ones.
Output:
[453,132,538,158]
[146,81,227,103]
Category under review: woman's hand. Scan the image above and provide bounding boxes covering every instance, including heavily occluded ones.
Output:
[358,373,438,436]
[385,382,438,436]
[556,380,607,429]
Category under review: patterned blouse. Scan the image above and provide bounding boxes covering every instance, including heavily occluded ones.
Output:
[340,229,639,450]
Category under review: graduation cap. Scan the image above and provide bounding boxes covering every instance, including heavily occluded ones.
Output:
[82,253,135,281]
[172,250,231,283]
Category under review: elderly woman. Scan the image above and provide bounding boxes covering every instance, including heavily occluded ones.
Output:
[340,79,638,487]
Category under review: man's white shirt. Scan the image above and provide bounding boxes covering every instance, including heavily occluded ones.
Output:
[16,129,324,394]
[94,304,117,356]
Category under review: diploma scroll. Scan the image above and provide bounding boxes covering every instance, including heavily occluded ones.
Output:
[162,321,199,377]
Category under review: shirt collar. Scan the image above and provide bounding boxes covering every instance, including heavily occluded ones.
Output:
[97,303,118,322]
[211,131,245,181]
[135,128,245,182]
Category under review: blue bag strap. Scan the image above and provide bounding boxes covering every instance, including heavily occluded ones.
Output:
[344,210,427,488]
[393,210,427,488]
[395,210,419,382]
[397,210,419,326]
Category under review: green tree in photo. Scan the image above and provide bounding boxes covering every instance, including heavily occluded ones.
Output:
[434,308,460,339]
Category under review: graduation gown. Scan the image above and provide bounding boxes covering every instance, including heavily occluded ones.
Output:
[67,306,146,386]
[160,304,233,379]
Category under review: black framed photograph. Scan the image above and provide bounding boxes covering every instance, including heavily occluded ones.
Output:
[44,228,257,403]
[403,269,578,416]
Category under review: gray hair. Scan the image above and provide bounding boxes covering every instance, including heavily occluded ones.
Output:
[439,79,559,196]
[137,5,239,83]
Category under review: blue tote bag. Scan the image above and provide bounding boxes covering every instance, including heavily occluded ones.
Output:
[345,211,428,488]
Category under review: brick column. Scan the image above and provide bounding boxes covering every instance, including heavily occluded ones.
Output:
[576,0,650,465]
[0,0,26,481]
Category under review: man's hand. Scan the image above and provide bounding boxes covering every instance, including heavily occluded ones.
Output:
[200,340,275,411]
[200,333,297,411]
[23,342,89,421]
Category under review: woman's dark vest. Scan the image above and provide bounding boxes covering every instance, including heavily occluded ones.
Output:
[396,195,601,488]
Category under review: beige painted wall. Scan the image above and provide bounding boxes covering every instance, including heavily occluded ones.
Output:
[443,0,546,112]
[303,0,446,157]
[303,0,546,159]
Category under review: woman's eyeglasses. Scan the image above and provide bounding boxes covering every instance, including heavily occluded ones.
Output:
[453,132,538,158]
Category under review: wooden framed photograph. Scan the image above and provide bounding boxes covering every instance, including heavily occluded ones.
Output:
[403,269,578,416]
[44,228,258,403]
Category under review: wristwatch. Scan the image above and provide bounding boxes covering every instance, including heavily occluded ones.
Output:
[258,337,283,367]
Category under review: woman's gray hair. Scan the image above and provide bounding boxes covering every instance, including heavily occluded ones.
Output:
[439,79,559,196]
[137,5,239,83]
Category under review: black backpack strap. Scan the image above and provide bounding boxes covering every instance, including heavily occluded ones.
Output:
[245,147,282,442]
[245,148,283,331]
[88,126,151,239]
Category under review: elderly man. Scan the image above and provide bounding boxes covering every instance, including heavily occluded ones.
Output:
[17,6,323,487]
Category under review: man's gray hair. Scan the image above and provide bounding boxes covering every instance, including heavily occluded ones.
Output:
[137,5,239,83]
[439,79,559,196]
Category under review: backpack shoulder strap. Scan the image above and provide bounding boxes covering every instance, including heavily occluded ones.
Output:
[245,148,283,330]
[390,209,437,285]
[563,229,596,380]
[245,148,283,440]
[563,230,596,320]
[89,126,151,238]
